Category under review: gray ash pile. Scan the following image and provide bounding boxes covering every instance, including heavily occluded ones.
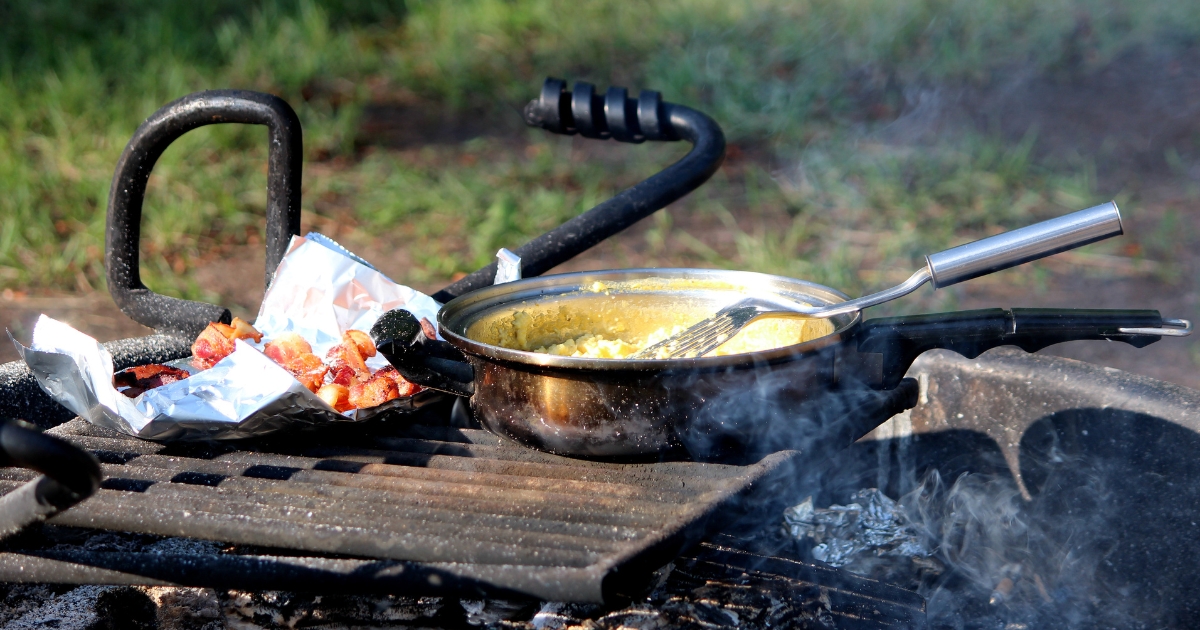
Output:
[784,462,1167,630]
[785,488,942,588]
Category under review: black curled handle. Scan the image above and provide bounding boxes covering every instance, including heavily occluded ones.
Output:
[432,78,725,302]
[106,90,303,339]
[371,309,475,397]
[0,419,102,540]
[851,308,1172,389]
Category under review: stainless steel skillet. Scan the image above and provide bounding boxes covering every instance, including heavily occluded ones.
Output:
[371,268,1188,460]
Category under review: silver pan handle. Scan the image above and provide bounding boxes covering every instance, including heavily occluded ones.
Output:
[925,201,1124,289]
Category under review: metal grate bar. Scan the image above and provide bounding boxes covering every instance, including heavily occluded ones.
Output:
[0,547,609,601]
[34,480,636,554]
[294,438,757,480]
[207,475,670,528]
[140,481,649,540]
[99,460,700,516]
[42,490,604,567]
[67,431,747,488]
[62,432,739,495]
[3,466,671,530]
[216,453,710,501]
[0,418,801,601]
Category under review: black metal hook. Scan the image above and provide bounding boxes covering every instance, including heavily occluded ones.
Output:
[522,78,675,143]
[106,90,303,339]
[434,77,724,302]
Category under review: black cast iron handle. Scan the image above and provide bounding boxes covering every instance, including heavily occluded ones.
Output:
[0,419,102,540]
[106,90,303,339]
[372,309,475,397]
[431,78,726,302]
[853,308,1170,389]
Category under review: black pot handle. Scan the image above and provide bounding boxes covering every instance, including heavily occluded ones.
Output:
[0,419,102,540]
[850,308,1190,389]
[106,90,303,339]
[371,309,475,397]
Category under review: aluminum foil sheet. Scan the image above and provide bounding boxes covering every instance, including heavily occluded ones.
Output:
[494,248,522,284]
[783,489,934,574]
[12,233,445,440]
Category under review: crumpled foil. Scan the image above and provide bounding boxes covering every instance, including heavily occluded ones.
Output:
[13,233,445,441]
[783,489,934,574]
[494,248,522,284]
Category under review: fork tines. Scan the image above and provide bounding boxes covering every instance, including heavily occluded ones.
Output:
[631,305,760,359]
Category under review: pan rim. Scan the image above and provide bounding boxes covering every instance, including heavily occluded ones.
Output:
[436,267,860,371]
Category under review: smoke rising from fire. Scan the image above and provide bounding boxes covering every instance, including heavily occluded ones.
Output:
[784,422,1174,629]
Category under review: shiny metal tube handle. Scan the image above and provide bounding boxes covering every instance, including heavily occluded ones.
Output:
[925,201,1123,289]
[634,201,1136,358]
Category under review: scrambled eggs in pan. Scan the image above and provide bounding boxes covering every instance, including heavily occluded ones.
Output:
[467,283,835,359]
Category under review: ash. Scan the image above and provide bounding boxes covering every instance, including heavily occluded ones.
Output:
[784,488,941,585]
[201,566,856,629]
[785,465,1164,630]
[0,573,850,630]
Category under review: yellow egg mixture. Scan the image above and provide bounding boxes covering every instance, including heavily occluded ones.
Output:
[466,284,835,359]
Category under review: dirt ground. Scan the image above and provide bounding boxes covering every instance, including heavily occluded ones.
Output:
[5,51,1200,389]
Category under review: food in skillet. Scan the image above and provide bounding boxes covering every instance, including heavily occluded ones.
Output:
[469,293,835,359]
[112,319,426,409]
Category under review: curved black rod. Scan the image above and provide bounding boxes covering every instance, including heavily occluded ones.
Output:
[106,90,303,338]
[432,102,725,302]
[0,419,101,540]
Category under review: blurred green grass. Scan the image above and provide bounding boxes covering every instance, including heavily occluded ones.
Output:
[1,0,1195,301]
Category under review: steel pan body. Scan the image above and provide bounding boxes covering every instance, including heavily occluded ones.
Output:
[437,269,861,457]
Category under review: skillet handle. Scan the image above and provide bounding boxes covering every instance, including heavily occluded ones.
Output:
[106,90,303,339]
[371,309,475,398]
[852,308,1186,389]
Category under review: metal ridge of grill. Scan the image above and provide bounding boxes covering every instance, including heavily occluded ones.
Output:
[0,418,798,602]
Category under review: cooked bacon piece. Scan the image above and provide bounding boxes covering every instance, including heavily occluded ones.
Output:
[348,373,400,409]
[192,323,236,370]
[283,352,328,393]
[325,341,370,385]
[324,330,377,387]
[190,318,262,370]
[264,333,313,366]
[114,363,190,388]
[327,364,355,387]
[374,365,422,397]
[113,367,143,388]
[343,329,376,358]
[114,364,190,397]
[342,366,421,410]
[317,383,353,412]
[229,317,263,343]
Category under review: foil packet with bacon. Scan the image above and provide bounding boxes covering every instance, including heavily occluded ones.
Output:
[12,233,443,441]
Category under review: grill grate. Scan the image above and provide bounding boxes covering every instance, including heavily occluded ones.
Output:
[0,418,798,602]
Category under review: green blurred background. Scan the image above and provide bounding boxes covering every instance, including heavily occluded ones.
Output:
[2,0,1198,383]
